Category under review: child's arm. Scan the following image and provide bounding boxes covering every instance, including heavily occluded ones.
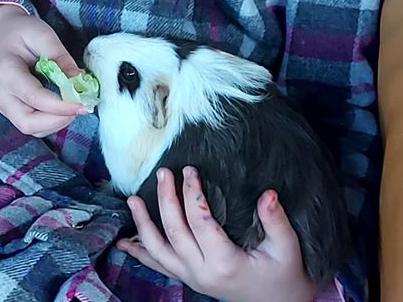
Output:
[0,4,87,137]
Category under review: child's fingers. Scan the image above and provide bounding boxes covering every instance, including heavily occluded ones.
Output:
[5,58,87,116]
[256,190,301,265]
[117,239,179,279]
[182,166,236,261]
[156,168,203,261]
[22,24,82,77]
[126,196,187,278]
[1,94,75,136]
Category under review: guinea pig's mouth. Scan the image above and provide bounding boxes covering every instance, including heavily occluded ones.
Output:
[82,49,102,97]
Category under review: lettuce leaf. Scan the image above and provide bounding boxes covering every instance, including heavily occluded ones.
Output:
[35,57,100,113]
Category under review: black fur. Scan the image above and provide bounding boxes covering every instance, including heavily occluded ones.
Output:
[136,84,351,286]
[173,40,200,60]
[163,37,201,61]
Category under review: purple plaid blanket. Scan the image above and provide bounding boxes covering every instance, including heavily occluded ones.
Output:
[0,1,382,301]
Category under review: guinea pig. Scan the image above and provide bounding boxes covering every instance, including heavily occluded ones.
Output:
[84,33,350,286]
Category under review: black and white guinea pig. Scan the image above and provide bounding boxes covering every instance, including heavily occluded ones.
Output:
[84,33,350,285]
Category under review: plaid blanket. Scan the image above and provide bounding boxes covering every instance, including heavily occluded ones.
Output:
[0,0,382,301]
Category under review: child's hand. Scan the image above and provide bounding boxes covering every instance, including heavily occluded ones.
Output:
[0,5,87,137]
[117,167,316,302]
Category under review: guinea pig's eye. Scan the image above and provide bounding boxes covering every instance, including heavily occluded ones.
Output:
[120,63,137,82]
[118,61,140,96]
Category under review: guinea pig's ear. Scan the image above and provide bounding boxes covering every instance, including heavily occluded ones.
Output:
[151,84,169,129]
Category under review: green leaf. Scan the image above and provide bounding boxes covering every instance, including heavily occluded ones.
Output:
[35,57,100,113]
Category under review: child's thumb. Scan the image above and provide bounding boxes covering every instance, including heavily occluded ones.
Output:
[54,53,83,77]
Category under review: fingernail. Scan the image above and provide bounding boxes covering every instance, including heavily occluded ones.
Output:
[77,107,89,115]
[183,167,190,178]
[128,197,137,210]
[157,169,165,182]
[66,67,84,77]
[267,191,278,212]
[183,166,197,178]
